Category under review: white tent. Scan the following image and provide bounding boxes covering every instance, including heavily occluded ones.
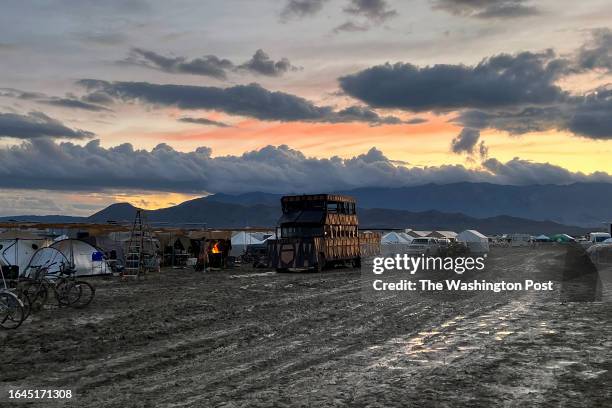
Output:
[230,232,264,257]
[51,239,110,276]
[22,247,70,278]
[457,230,490,254]
[381,232,412,256]
[0,231,50,274]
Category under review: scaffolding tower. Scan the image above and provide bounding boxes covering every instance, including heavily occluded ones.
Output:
[124,209,156,280]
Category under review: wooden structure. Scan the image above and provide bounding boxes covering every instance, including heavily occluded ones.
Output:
[267,194,380,271]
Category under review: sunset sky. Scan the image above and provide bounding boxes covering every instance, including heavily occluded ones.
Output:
[1,0,611,215]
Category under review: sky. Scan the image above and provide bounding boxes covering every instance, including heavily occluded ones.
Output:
[1,0,611,216]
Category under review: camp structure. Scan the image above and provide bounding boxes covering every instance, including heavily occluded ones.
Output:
[22,247,70,277]
[456,230,490,254]
[549,233,575,243]
[50,239,110,276]
[0,230,50,275]
[230,231,264,257]
[427,231,458,241]
[534,234,552,242]
[381,232,412,256]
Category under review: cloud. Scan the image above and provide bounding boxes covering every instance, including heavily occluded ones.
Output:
[339,50,568,111]
[343,0,397,23]
[42,98,112,112]
[78,79,404,124]
[333,21,370,33]
[451,127,480,154]
[0,87,111,112]
[238,49,300,77]
[455,88,612,139]
[125,48,234,79]
[576,28,612,72]
[0,140,610,195]
[0,111,94,140]
[178,117,230,127]
[280,0,329,20]
[125,48,299,79]
[432,0,539,19]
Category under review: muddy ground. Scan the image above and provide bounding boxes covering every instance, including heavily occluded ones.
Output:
[1,246,610,407]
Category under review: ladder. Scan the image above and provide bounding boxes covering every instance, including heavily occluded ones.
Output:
[124,209,155,280]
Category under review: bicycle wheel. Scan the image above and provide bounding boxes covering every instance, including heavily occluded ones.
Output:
[16,289,32,321]
[70,281,95,308]
[24,281,49,311]
[0,291,25,329]
[56,280,81,306]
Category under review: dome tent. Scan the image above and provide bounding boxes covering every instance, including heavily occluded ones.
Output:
[549,234,575,243]
[22,247,69,278]
[50,239,110,276]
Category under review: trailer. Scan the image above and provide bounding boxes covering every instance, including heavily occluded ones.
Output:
[267,194,380,272]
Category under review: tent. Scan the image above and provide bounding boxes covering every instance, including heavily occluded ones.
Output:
[50,239,110,276]
[549,234,575,243]
[381,232,412,256]
[427,231,458,241]
[456,230,490,254]
[230,232,264,257]
[22,247,70,278]
[534,234,551,242]
[0,231,50,274]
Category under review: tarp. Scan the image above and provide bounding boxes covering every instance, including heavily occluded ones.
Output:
[51,239,110,276]
[457,230,489,254]
[231,232,264,257]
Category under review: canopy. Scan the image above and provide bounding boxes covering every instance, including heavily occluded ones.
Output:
[230,232,264,257]
[535,234,551,242]
[51,239,110,276]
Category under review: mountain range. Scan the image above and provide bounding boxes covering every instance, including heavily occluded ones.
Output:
[3,182,611,235]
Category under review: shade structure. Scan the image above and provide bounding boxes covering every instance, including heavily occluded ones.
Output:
[456,230,489,254]
[535,234,551,242]
[50,239,110,276]
[381,232,412,256]
[230,232,264,257]
[549,234,575,243]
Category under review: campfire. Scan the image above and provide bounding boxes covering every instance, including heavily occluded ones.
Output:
[211,242,221,254]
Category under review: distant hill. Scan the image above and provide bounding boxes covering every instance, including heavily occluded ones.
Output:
[205,182,612,227]
[85,196,590,235]
[0,215,85,223]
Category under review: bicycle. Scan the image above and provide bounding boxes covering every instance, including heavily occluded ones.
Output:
[0,266,26,329]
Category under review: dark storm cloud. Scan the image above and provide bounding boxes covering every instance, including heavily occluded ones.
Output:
[77,79,404,125]
[0,111,94,140]
[238,49,300,77]
[178,117,230,127]
[451,127,480,154]
[333,106,403,124]
[432,0,539,19]
[126,48,234,80]
[454,89,612,140]
[0,140,609,193]
[339,51,568,111]
[567,88,612,139]
[576,28,612,72]
[280,0,329,20]
[343,0,398,22]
